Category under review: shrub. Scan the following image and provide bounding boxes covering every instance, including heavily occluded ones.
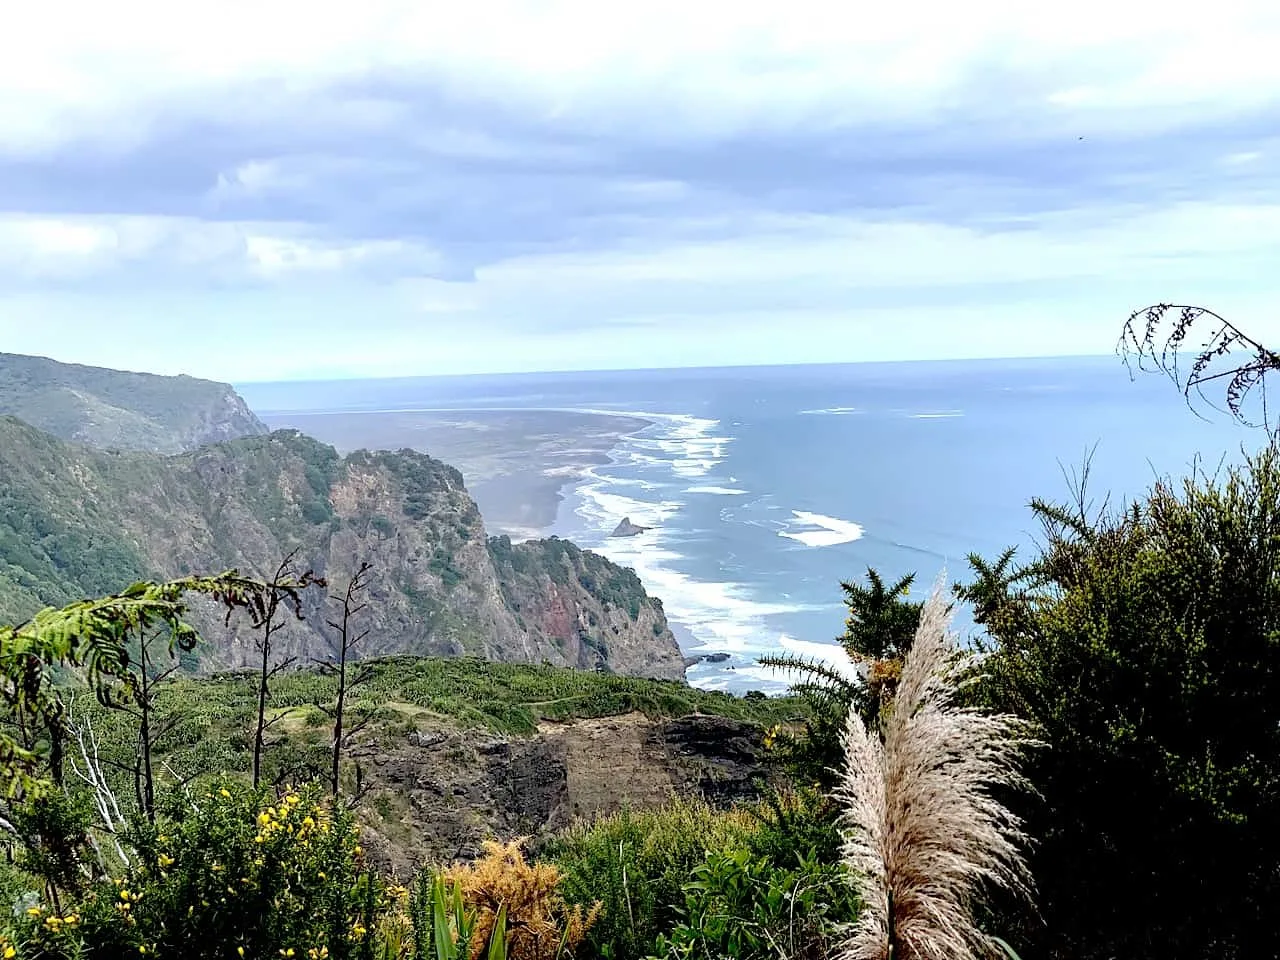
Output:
[759,569,921,789]
[742,787,844,871]
[959,447,1280,958]
[548,801,752,960]
[4,782,392,960]
[648,847,856,960]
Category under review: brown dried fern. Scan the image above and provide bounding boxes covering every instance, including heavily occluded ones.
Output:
[445,837,601,960]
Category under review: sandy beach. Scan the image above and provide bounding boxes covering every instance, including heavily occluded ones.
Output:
[261,408,652,539]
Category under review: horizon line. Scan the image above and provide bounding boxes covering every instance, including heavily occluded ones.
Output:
[234,351,1122,387]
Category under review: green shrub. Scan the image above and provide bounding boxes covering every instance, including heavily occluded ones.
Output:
[742,787,844,871]
[548,801,752,960]
[3,782,391,960]
[648,846,856,960]
[959,446,1280,959]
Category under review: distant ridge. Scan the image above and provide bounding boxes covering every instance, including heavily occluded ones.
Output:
[0,351,267,453]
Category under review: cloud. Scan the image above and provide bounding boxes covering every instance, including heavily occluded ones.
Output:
[2,0,1280,377]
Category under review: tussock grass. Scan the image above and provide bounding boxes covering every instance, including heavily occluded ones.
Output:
[837,582,1037,960]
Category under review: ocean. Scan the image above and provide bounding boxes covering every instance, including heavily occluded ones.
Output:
[239,357,1262,693]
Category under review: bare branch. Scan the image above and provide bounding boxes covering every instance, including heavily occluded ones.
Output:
[64,697,132,867]
[343,712,374,741]
[1118,303,1280,430]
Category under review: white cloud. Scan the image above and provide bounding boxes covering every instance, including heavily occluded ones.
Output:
[3,0,1279,154]
[2,1,1280,377]
[0,214,448,281]
[476,203,1280,294]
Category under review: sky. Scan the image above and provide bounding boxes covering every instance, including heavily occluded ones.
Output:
[1,1,1279,382]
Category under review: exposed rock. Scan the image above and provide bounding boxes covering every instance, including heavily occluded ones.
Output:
[353,711,773,874]
[0,421,685,680]
[610,517,651,538]
[685,652,732,667]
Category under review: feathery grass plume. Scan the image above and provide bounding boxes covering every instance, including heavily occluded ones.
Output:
[837,579,1037,960]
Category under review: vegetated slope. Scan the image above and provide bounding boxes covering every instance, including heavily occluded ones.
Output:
[80,655,799,867]
[0,419,685,679]
[0,351,266,453]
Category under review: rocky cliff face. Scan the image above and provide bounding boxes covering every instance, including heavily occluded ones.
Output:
[353,711,772,873]
[0,421,684,679]
[0,352,266,453]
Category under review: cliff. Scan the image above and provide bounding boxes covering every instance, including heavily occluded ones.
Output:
[0,420,685,679]
[0,351,266,453]
[78,655,797,871]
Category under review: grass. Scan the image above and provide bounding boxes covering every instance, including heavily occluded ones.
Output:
[837,584,1036,960]
[245,654,805,736]
[72,654,805,796]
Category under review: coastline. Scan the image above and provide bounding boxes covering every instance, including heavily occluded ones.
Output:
[259,403,778,689]
[259,407,656,540]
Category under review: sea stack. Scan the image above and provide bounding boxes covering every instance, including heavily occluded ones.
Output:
[610,517,651,538]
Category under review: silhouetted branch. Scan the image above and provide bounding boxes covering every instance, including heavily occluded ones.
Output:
[327,561,373,799]
[251,551,325,789]
[1119,303,1280,430]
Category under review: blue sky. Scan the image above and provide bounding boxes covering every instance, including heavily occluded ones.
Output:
[1,0,1279,381]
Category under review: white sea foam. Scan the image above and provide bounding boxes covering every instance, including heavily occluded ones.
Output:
[582,521,811,655]
[564,411,827,688]
[910,410,964,419]
[778,510,865,547]
[730,635,863,692]
[799,406,862,416]
[577,482,682,529]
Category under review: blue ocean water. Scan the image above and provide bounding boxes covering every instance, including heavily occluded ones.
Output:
[239,357,1262,693]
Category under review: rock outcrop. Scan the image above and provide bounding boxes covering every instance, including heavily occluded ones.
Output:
[610,517,651,538]
[0,420,686,679]
[353,710,772,873]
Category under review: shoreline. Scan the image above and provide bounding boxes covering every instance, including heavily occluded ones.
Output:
[262,403,788,694]
[260,406,657,540]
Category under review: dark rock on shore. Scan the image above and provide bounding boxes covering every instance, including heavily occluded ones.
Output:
[610,517,651,538]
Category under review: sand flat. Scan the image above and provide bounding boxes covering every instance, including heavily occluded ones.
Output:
[262,408,652,539]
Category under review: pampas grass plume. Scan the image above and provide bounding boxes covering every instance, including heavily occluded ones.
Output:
[837,580,1037,960]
